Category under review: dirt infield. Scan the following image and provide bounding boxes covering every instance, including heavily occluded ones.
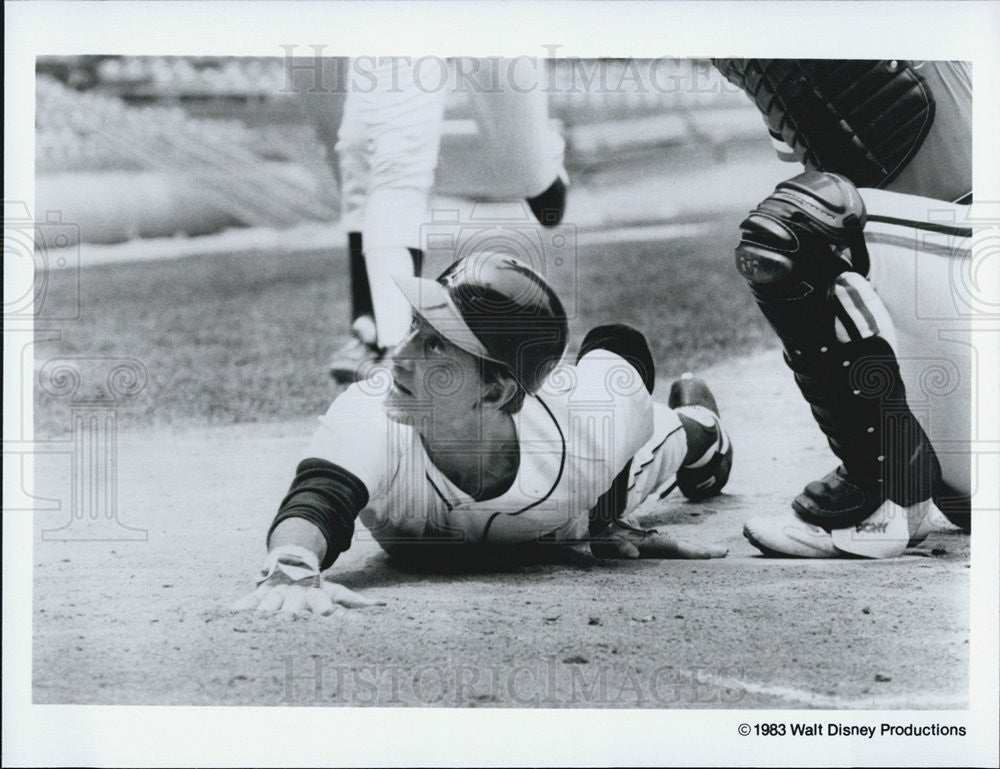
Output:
[31,348,969,708]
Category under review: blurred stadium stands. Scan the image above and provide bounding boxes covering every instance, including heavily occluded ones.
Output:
[35,56,764,244]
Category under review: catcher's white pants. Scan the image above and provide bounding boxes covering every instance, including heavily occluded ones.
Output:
[882,62,972,203]
[859,188,975,496]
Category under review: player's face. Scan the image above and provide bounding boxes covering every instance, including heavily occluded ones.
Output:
[384,315,488,429]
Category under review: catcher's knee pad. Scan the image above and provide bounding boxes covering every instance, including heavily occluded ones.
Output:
[736,171,869,291]
[735,171,875,356]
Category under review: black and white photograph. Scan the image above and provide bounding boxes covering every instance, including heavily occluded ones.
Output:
[4,2,999,767]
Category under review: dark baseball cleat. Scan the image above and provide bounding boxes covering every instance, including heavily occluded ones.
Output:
[329,336,385,384]
[526,176,568,228]
[668,372,720,414]
[668,373,733,501]
[791,464,882,528]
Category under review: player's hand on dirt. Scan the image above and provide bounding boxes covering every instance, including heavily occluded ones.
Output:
[229,545,323,613]
[230,545,385,614]
[590,523,727,560]
[317,578,386,610]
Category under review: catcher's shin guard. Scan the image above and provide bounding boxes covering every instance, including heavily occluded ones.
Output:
[735,171,940,540]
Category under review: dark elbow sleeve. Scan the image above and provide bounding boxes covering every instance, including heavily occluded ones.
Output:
[267,458,370,570]
[576,324,655,394]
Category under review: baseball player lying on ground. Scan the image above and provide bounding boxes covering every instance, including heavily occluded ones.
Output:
[234,252,732,614]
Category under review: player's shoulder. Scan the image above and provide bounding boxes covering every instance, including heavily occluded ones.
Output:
[318,380,392,425]
[537,349,650,406]
[305,381,411,493]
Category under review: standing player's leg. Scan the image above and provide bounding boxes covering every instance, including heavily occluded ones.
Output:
[464,57,569,226]
[290,58,380,379]
[860,188,972,525]
[736,171,955,558]
[330,59,448,382]
[327,87,380,377]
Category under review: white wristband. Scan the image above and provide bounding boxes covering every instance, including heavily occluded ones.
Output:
[257,545,321,584]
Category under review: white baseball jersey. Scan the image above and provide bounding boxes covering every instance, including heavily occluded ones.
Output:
[303,349,687,554]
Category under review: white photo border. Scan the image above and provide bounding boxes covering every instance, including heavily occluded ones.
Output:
[4,1,999,766]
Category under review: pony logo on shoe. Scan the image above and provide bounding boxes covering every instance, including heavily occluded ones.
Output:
[856,521,889,533]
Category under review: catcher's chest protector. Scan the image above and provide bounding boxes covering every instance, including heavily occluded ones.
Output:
[714,59,935,189]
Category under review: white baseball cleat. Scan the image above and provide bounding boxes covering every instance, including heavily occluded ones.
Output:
[743,511,841,558]
[329,337,384,383]
[329,315,385,384]
[744,498,942,559]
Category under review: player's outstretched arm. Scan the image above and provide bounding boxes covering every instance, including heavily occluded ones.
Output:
[231,454,384,614]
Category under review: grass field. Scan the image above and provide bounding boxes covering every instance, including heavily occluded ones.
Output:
[34,207,774,436]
